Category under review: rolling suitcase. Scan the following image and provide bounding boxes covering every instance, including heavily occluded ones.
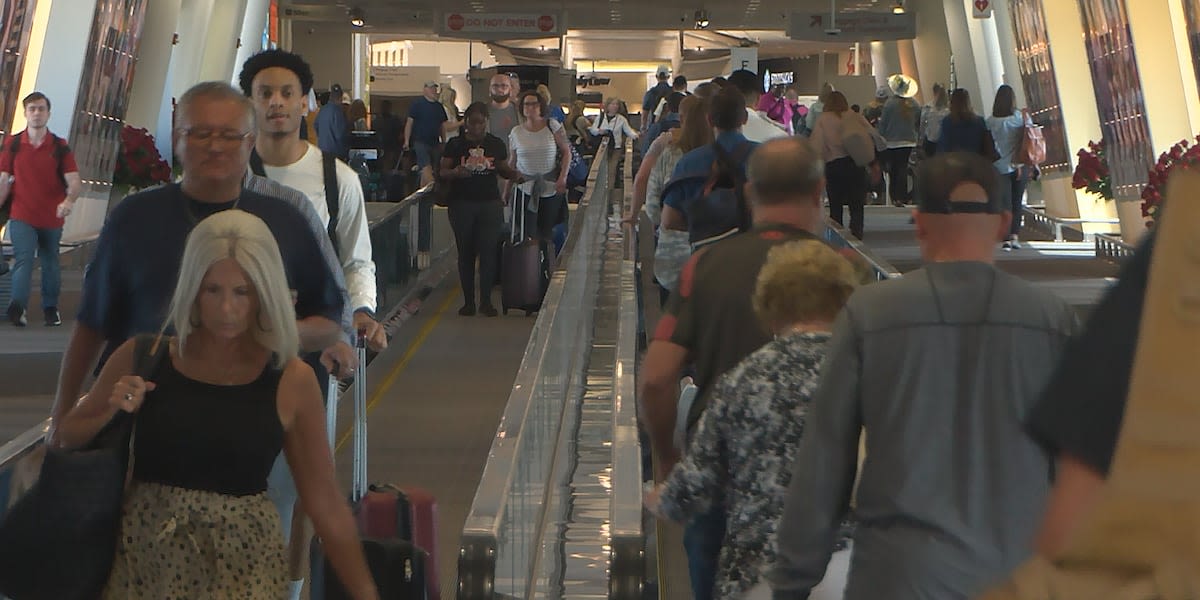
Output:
[312,330,429,600]
[501,186,554,316]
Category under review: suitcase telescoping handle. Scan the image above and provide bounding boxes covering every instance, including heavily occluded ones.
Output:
[351,328,369,503]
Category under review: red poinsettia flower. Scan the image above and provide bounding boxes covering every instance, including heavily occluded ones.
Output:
[113,124,172,189]
[1141,135,1200,225]
[1071,140,1112,201]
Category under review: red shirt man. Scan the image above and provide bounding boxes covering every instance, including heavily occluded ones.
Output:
[0,91,82,326]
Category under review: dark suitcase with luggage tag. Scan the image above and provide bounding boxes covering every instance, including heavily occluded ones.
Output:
[501,186,555,316]
[311,331,437,600]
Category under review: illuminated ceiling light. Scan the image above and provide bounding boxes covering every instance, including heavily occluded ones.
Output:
[694,9,710,29]
[349,6,365,27]
[891,1,905,14]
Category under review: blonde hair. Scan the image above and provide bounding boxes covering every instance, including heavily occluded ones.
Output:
[535,84,552,104]
[753,240,858,327]
[162,209,298,367]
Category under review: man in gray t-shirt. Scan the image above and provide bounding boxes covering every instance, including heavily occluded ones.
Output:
[487,74,520,143]
[770,153,1078,600]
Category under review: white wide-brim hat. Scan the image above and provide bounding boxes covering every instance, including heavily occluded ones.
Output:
[887,73,919,98]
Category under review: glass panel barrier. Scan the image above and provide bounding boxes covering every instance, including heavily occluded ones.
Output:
[458,142,613,600]
[609,240,644,600]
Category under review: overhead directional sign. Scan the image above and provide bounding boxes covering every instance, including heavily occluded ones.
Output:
[437,12,564,39]
[788,11,916,41]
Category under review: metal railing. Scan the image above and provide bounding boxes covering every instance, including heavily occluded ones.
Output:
[609,254,644,600]
[457,143,612,600]
[0,183,443,524]
[821,219,903,281]
[1022,206,1119,242]
[1095,232,1137,262]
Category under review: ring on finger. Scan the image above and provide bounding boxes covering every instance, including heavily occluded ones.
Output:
[124,392,134,402]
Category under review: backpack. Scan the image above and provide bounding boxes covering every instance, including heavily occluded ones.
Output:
[645,87,671,127]
[840,114,876,167]
[663,141,755,249]
[249,148,342,259]
[8,132,70,191]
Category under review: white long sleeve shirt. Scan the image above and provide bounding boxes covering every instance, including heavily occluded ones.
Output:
[262,143,378,313]
[590,113,639,148]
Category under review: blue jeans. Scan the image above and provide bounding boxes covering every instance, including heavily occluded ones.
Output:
[8,219,62,310]
[683,503,727,600]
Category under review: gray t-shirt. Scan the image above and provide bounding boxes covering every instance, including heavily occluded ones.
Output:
[488,102,520,144]
[771,261,1077,600]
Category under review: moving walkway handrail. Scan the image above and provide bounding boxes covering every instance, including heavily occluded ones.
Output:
[0,182,439,518]
[458,142,612,600]
[822,218,903,281]
[609,250,644,600]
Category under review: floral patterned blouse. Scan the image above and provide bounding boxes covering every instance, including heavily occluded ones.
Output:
[658,331,831,599]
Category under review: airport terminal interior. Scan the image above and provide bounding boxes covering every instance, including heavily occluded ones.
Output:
[0,0,1196,598]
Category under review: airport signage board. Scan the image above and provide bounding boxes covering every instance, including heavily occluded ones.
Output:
[788,12,916,41]
[437,12,564,39]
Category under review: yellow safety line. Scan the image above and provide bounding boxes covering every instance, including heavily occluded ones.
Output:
[334,289,460,452]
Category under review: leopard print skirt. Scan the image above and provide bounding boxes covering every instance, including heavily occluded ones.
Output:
[102,480,287,599]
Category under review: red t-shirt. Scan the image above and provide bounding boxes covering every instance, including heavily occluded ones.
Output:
[0,130,79,229]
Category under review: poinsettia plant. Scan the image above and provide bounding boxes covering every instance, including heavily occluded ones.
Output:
[1071,140,1112,201]
[113,125,172,189]
[1141,134,1200,224]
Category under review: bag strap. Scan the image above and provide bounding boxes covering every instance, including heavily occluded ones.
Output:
[248,148,267,177]
[321,151,341,259]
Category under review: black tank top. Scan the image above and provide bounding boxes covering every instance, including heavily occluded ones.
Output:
[132,355,285,496]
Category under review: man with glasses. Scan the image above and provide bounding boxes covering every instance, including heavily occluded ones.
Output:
[488,73,520,144]
[49,81,348,449]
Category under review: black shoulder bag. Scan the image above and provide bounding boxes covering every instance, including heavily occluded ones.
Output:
[0,334,168,600]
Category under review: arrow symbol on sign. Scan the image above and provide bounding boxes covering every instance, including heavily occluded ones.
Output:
[810,15,823,27]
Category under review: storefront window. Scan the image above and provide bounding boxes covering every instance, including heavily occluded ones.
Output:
[68,0,149,195]
[0,0,39,139]
[1077,0,1155,200]
[1007,0,1071,172]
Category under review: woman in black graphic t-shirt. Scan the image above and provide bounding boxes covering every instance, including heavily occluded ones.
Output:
[440,102,523,317]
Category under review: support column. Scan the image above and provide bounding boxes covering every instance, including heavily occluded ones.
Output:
[1040,0,1112,229]
[870,41,901,89]
[27,0,99,136]
[1127,0,1200,154]
[234,0,271,80]
[896,39,923,102]
[125,0,182,161]
[199,0,249,83]
[910,0,954,96]
[941,0,987,109]
[171,0,216,98]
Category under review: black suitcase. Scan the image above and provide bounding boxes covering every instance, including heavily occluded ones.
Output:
[311,331,429,600]
[501,186,554,316]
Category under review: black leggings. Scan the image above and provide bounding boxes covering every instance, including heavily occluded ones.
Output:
[826,157,868,240]
[880,146,914,205]
[448,200,503,306]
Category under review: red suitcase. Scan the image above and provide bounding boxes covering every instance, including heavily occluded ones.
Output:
[313,331,438,600]
[356,485,440,600]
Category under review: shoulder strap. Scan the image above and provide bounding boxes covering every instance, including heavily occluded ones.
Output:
[8,132,19,154]
[132,334,170,380]
[248,148,267,177]
[322,151,341,260]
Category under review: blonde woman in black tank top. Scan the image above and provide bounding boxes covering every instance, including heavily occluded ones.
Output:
[56,210,380,600]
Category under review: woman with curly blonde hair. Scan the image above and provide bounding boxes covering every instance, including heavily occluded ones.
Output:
[647,239,859,599]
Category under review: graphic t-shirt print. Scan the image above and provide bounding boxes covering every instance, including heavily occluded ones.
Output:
[463,146,495,173]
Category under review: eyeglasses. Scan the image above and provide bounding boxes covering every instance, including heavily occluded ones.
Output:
[522,101,541,107]
[177,127,253,144]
